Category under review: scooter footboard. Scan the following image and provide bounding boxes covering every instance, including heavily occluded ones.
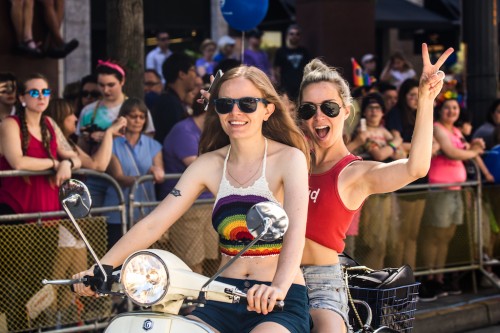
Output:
[105,311,215,333]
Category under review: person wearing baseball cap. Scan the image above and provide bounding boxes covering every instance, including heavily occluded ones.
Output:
[214,35,236,63]
[361,53,378,78]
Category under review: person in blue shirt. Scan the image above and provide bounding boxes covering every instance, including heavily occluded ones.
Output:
[103,98,164,248]
[214,35,236,63]
[196,39,217,79]
[146,31,173,83]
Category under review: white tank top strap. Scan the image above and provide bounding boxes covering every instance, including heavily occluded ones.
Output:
[214,138,279,206]
[261,138,268,177]
[222,144,231,182]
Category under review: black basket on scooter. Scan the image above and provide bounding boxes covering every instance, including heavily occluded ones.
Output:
[348,283,420,332]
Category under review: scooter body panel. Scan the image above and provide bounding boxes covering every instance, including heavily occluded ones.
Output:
[105,311,214,333]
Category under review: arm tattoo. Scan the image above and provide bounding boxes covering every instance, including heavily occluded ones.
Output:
[52,118,74,152]
[170,188,181,197]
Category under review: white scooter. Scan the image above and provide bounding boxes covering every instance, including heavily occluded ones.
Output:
[43,179,288,333]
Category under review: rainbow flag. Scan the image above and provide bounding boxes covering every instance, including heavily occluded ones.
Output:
[351,58,364,87]
[351,58,375,87]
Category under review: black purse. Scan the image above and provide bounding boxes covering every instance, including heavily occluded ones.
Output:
[339,252,415,289]
[347,265,415,290]
[340,253,418,331]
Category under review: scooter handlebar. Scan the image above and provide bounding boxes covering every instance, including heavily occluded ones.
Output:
[228,288,285,311]
[43,264,120,295]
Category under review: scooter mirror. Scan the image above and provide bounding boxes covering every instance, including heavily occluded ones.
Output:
[246,201,288,242]
[59,179,92,219]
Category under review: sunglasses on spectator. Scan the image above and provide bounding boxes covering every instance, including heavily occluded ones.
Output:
[214,97,268,114]
[81,90,101,98]
[126,113,146,120]
[298,101,342,120]
[144,81,161,87]
[25,89,51,98]
[158,37,169,42]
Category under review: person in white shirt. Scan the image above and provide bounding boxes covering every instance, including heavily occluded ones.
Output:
[381,51,417,90]
[146,31,173,83]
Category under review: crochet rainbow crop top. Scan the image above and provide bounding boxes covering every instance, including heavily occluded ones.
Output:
[212,139,282,257]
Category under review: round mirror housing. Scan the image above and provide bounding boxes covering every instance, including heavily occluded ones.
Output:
[246,201,288,242]
[59,179,92,219]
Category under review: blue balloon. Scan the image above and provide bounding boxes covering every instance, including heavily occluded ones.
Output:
[220,0,269,31]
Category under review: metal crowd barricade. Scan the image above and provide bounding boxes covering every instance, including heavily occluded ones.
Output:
[129,174,215,229]
[0,169,126,226]
[128,173,182,229]
[131,169,500,292]
[129,174,219,276]
[0,169,127,333]
[349,159,500,293]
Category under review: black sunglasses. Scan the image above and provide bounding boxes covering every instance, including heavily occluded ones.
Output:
[144,81,161,87]
[81,90,101,98]
[214,97,268,114]
[298,101,342,120]
[25,88,51,98]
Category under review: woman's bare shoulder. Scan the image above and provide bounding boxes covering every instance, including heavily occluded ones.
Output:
[267,139,305,158]
[1,116,18,127]
[342,158,379,180]
[192,146,229,167]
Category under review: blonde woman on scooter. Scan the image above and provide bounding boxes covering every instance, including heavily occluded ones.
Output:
[299,44,453,332]
[73,65,311,333]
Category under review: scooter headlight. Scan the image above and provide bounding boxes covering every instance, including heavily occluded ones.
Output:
[121,251,169,306]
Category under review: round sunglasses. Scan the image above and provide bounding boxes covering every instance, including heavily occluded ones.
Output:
[214,97,268,114]
[298,101,342,120]
[25,88,51,98]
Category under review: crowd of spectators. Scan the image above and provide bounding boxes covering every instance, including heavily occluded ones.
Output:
[1,24,500,300]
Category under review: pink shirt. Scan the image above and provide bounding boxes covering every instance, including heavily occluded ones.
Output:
[428,122,466,189]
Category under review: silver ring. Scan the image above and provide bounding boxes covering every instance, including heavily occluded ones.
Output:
[435,70,445,80]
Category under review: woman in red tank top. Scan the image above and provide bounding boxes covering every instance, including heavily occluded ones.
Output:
[0,74,81,221]
[298,45,454,332]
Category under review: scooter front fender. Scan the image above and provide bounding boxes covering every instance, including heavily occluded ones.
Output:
[105,311,214,333]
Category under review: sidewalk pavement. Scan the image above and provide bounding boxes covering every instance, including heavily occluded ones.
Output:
[414,288,500,333]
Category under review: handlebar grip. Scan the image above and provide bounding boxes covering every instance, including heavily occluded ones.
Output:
[274,300,285,311]
[238,295,285,312]
[70,275,100,293]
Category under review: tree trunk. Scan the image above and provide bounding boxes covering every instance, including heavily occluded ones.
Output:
[106,0,144,99]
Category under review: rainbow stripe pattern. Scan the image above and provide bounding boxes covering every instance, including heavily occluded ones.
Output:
[351,57,376,87]
[212,194,283,257]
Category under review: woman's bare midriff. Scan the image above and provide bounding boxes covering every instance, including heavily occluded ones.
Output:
[301,238,340,266]
[218,254,305,285]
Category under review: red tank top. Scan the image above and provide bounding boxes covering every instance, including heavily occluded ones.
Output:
[306,154,363,253]
[0,116,59,215]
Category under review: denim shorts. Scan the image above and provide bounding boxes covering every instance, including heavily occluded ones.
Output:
[302,264,352,332]
[190,276,311,333]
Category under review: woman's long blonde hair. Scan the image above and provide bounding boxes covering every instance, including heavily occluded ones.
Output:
[199,65,310,166]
